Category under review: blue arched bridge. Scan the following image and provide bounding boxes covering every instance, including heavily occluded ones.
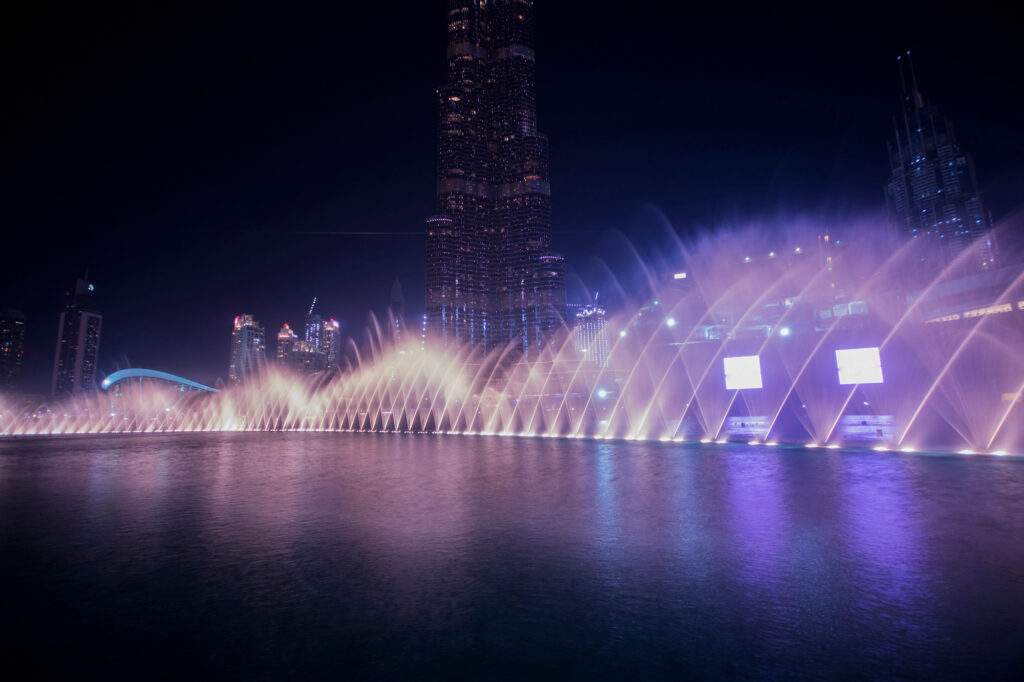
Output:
[101,369,218,393]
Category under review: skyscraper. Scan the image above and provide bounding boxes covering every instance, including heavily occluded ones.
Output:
[277,320,334,374]
[886,51,995,271]
[0,309,26,389]
[322,318,341,371]
[52,279,102,396]
[276,323,300,363]
[228,314,266,383]
[425,0,565,357]
[304,298,323,353]
[571,303,610,368]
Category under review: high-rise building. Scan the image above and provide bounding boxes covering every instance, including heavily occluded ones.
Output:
[0,309,26,389]
[323,318,341,371]
[304,298,323,353]
[276,323,300,363]
[425,0,566,357]
[570,303,610,368]
[277,320,334,374]
[886,51,995,271]
[228,314,265,383]
[52,279,102,396]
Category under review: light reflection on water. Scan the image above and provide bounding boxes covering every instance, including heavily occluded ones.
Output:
[1,433,1022,679]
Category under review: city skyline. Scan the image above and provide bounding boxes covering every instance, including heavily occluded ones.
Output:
[2,2,1021,390]
[4,6,1024,678]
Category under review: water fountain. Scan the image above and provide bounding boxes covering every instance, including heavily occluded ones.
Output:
[3,218,1023,455]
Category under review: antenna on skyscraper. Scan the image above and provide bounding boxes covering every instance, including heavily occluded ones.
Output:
[307,297,318,319]
[904,49,925,109]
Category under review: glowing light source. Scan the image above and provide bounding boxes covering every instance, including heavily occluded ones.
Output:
[723,355,763,390]
[618,330,627,338]
[836,347,884,385]
[596,388,609,400]
[778,326,792,337]
[101,368,218,393]
[673,272,688,280]
[665,317,677,328]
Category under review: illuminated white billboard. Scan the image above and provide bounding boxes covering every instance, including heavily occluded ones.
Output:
[836,347,884,385]
[724,355,763,390]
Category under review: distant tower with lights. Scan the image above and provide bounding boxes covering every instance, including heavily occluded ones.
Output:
[885,50,995,271]
[304,297,323,353]
[322,318,341,370]
[52,278,102,396]
[228,314,266,383]
[572,303,610,368]
[276,323,300,363]
[425,0,566,356]
[0,309,27,389]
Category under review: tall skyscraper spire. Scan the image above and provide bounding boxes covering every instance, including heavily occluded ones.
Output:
[425,0,565,357]
[885,51,995,272]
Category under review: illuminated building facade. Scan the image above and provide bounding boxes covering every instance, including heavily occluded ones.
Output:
[0,309,26,389]
[886,51,994,271]
[323,318,341,371]
[278,320,335,374]
[228,314,265,384]
[570,304,610,367]
[304,299,323,355]
[425,0,565,356]
[52,279,102,396]
[276,323,300,363]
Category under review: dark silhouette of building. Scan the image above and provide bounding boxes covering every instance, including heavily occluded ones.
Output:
[886,51,995,272]
[52,279,102,396]
[228,314,265,383]
[0,309,26,389]
[425,0,565,356]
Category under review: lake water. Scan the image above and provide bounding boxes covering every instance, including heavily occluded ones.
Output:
[2,433,1022,679]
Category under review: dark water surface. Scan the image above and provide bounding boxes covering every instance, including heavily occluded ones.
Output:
[2,433,1023,679]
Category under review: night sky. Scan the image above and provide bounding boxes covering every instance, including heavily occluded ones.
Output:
[3,1,1021,389]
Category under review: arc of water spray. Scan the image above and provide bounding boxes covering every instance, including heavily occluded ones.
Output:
[709,263,832,441]
[897,268,1024,448]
